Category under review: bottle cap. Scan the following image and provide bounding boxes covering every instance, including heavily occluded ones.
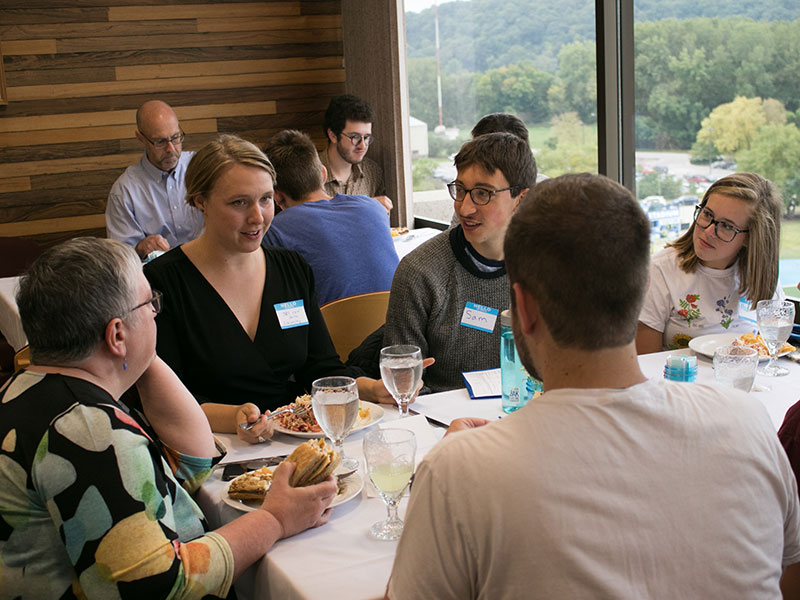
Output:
[663,354,697,382]
[500,309,512,327]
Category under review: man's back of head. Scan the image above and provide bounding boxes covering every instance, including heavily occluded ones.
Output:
[263,130,325,202]
[471,113,529,144]
[505,173,650,350]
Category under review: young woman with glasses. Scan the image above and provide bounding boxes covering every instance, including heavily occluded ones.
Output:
[636,173,783,353]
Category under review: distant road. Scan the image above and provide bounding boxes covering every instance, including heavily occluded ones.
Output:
[636,151,735,180]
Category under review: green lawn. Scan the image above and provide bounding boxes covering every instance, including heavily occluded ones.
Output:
[782,219,800,260]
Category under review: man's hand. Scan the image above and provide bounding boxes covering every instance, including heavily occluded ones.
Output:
[358,357,435,405]
[444,417,491,437]
[261,462,337,538]
[375,195,393,214]
[135,234,170,258]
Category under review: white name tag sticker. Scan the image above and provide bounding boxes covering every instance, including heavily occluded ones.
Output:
[274,300,309,329]
[461,302,499,333]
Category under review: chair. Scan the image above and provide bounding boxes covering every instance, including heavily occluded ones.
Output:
[0,236,42,278]
[13,346,30,371]
[320,291,390,362]
[0,237,41,378]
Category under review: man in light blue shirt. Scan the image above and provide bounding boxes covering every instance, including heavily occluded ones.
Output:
[106,100,204,258]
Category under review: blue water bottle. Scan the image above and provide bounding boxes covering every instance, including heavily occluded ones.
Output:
[501,310,543,413]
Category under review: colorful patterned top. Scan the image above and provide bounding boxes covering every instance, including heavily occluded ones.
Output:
[0,370,233,599]
[639,246,782,350]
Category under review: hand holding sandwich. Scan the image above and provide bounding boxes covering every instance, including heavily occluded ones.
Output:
[262,461,337,538]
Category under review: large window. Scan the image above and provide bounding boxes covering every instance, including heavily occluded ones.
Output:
[404,0,599,225]
[632,1,800,292]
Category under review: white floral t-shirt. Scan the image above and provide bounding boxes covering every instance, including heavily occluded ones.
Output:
[639,247,782,350]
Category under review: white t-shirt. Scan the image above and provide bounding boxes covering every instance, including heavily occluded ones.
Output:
[388,379,800,600]
[639,246,781,350]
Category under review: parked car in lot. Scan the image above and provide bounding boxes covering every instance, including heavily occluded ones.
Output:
[711,160,737,170]
[676,194,699,205]
[685,174,712,184]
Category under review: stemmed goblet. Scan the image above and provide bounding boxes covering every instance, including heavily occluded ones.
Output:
[379,345,423,417]
[311,376,360,472]
[363,428,416,540]
[756,299,795,377]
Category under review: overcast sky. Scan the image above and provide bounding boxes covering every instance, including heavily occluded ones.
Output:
[403,0,445,13]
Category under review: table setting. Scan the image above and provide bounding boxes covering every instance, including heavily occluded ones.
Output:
[198,335,800,599]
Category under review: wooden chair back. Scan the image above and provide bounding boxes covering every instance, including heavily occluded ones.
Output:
[320,291,390,362]
[13,346,30,371]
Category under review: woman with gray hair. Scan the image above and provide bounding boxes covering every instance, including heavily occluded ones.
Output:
[0,237,336,598]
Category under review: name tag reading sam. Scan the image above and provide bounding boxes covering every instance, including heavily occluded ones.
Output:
[461,302,499,333]
[274,300,309,329]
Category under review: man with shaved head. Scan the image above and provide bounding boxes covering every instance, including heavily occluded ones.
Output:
[106,100,203,258]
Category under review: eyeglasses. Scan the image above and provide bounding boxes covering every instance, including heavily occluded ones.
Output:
[693,205,749,242]
[125,290,162,317]
[139,131,185,150]
[340,132,374,147]
[447,182,515,206]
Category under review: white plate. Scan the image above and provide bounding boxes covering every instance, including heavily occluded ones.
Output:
[687,332,791,361]
[274,401,384,439]
[221,470,364,512]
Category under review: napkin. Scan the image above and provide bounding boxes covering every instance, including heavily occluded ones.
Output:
[462,368,501,399]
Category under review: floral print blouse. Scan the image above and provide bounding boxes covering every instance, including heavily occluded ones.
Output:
[0,370,233,599]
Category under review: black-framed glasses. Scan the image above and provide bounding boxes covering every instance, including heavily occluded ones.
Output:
[340,132,374,147]
[125,290,162,317]
[447,182,515,206]
[139,131,185,150]
[693,205,749,242]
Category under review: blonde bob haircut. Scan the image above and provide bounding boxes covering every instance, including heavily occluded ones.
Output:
[185,134,276,207]
[668,172,782,308]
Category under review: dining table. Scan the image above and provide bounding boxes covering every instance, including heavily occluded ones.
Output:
[0,276,26,352]
[199,346,800,600]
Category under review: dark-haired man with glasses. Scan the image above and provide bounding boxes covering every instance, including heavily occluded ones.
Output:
[320,94,392,213]
[106,100,204,259]
[383,132,536,393]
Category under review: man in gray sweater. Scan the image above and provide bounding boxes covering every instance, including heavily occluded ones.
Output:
[383,133,537,392]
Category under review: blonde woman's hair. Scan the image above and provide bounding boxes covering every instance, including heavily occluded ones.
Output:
[185,134,276,207]
[668,172,782,307]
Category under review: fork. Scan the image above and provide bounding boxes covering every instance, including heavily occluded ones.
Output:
[238,405,309,431]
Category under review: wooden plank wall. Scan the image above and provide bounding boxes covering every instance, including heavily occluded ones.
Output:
[0,0,345,248]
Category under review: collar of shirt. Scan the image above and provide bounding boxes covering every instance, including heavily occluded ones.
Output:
[139,152,179,184]
[320,147,364,185]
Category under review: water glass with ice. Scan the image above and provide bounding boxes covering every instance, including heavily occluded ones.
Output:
[713,345,759,392]
[311,376,360,472]
[756,299,795,377]
[379,345,423,417]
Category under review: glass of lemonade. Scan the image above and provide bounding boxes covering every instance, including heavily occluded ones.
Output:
[756,300,795,377]
[311,376,360,472]
[713,345,759,392]
[363,428,416,540]
[379,345,423,417]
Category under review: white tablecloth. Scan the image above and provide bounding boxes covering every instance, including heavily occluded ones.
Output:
[200,348,800,599]
[198,412,441,600]
[0,277,26,351]
[391,227,442,261]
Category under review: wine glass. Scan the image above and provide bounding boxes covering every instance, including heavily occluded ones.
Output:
[379,345,423,417]
[311,376,360,472]
[363,428,416,541]
[756,299,795,377]
[713,345,759,392]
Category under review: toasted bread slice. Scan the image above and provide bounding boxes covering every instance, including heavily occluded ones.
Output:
[284,439,339,487]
